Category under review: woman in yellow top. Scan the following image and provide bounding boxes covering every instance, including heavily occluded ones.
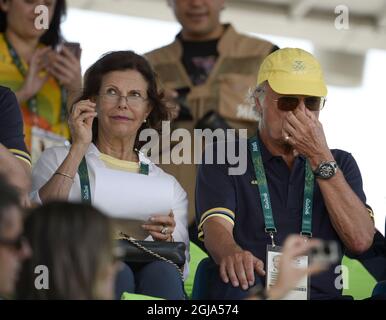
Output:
[0,0,81,161]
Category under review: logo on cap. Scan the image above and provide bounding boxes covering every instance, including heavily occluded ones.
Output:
[292,60,306,73]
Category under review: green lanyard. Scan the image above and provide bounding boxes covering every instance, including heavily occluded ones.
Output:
[248,136,314,245]
[4,35,67,122]
[77,156,149,204]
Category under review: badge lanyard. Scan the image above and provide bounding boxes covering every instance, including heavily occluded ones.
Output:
[78,156,149,204]
[248,136,314,246]
[4,34,67,126]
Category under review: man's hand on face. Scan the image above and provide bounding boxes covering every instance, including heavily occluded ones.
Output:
[282,107,334,168]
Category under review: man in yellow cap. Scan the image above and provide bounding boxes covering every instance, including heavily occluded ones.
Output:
[145,0,277,248]
[195,48,375,299]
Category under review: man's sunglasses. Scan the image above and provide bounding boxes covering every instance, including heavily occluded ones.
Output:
[0,235,27,251]
[272,96,326,112]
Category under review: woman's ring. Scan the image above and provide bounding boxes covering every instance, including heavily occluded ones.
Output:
[161,226,169,235]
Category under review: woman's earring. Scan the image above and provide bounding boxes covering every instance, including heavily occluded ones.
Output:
[143,119,147,123]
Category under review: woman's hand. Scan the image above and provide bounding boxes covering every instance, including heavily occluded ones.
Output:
[142,211,176,242]
[16,47,51,102]
[47,46,82,96]
[68,99,97,149]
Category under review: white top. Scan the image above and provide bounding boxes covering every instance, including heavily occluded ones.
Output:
[30,143,190,280]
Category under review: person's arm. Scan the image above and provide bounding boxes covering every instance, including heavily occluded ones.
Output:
[0,87,32,205]
[313,166,373,254]
[204,217,266,290]
[37,99,96,202]
[0,143,31,199]
[38,143,86,202]
[283,108,374,254]
[196,144,265,290]
[169,176,189,244]
[14,47,52,104]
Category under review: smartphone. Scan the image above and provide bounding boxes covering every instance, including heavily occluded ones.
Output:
[60,42,82,59]
[309,240,340,266]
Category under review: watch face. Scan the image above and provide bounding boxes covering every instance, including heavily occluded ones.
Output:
[319,163,335,178]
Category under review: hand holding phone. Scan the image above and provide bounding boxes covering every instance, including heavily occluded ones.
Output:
[59,42,82,59]
[309,240,340,266]
[48,42,82,92]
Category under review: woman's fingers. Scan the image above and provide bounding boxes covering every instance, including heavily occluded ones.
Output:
[47,49,81,90]
[59,46,80,64]
[148,231,169,241]
[142,224,164,233]
[49,62,75,85]
[142,222,174,242]
[30,47,52,70]
[142,223,174,235]
[149,214,176,227]
[50,48,79,70]
[33,47,52,61]
[71,100,96,117]
[76,111,97,123]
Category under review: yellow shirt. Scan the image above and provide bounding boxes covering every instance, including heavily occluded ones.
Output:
[99,153,140,173]
[0,33,70,149]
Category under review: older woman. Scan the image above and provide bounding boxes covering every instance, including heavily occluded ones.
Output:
[30,51,189,299]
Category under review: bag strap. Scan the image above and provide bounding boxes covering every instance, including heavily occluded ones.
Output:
[119,232,184,281]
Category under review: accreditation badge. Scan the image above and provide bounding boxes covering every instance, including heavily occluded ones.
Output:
[31,126,69,165]
[266,245,310,300]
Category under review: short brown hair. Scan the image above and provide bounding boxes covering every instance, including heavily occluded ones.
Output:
[75,51,169,150]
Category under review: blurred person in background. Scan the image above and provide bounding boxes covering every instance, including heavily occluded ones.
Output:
[30,51,189,300]
[146,0,277,247]
[0,0,82,162]
[16,201,117,299]
[0,175,31,299]
[0,86,31,206]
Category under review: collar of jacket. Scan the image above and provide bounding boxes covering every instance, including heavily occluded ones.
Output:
[173,23,237,58]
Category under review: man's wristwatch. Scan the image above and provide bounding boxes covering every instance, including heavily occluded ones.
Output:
[313,161,338,179]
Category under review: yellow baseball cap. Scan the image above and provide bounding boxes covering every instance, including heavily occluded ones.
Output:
[257,48,327,97]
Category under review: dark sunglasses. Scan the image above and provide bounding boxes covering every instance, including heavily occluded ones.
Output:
[273,96,326,112]
[0,235,27,251]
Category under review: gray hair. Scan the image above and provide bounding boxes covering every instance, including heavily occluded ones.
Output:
[247,81,267,128]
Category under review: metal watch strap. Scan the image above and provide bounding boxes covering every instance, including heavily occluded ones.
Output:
[313,161,338,179]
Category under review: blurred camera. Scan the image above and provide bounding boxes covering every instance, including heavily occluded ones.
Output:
[195,110,231,131]
[175,87,193,121]
[173,87,231,131]
[309,240,340,266]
